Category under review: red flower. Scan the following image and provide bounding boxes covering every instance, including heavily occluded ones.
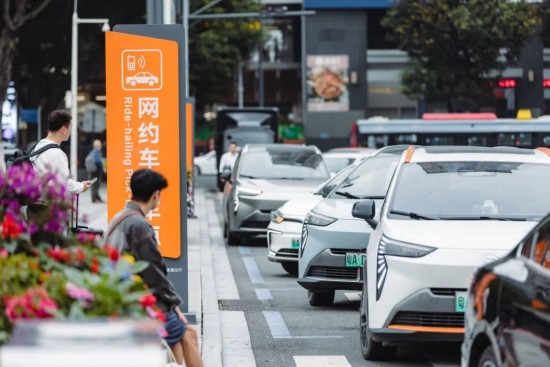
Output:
[139,294,157,308]
[154,310,167,323]
[75,248,87,263]
[4,288,58,321]
[90,257,100,274]
[46,246,70,263]
[104,244,120,262]
[1,214,22,240]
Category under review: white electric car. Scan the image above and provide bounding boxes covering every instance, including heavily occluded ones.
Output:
[352,146,550,360]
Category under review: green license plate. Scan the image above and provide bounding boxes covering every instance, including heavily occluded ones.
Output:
[291,238,300,249]
[455,291,468,313]
[345,253,366,267]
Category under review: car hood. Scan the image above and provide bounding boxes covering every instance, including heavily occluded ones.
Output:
[313,198,385,220]
[382,219,538,251]
[277,196,324,218]
[238,178,326,194]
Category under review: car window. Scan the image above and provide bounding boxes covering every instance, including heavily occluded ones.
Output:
[239,148,330,180]
[329,155,399,199]
[530,223,550,269]
[324,156,355,173]
[388,161,550,220]
[313,163,356,196]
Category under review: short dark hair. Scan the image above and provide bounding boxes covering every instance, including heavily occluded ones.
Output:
[130,169,168,202]
[229,141,237,146]
[48,110,72,131]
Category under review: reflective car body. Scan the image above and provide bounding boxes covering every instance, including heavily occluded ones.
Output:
[461,213,550,367]
[357,146,550,360]
[223,144,330,245]
[193,150,217,175]
[267,163,359,274]
[297,146,408,306]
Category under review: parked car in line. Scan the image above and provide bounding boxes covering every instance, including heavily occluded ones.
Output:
[193,150,217,176]
[461,212,550,367]
[352,146,550,360]
[223,144,330,246]
[297,146,408,306]
[322,147,377,175]
[267,163,360,275]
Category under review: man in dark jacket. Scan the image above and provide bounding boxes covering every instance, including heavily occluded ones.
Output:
[105,169,202,367]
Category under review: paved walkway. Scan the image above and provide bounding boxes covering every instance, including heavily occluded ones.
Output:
[78,185,255,367]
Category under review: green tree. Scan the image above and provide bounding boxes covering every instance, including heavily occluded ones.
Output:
[382,0,540,112]
[189,0,262,109]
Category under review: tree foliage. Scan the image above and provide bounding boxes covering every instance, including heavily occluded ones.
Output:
[189,0,262,108]
[382,0,540,111]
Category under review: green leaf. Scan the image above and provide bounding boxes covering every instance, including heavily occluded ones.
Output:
[131,261,149,274]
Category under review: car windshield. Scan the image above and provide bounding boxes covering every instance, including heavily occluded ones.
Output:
[313,163,356,195]
[388,161,550,221]
[323,156,355,173]
[329,155,399,199]
[239,148,330,180]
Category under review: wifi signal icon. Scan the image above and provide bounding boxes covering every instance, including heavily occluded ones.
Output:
[137,55,146,69]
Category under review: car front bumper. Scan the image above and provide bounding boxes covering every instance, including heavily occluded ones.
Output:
[267,220,303,263]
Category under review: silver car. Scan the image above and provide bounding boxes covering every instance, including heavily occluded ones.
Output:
[297,146,408,306]
[267,163,360,274]
[223,144,330,245]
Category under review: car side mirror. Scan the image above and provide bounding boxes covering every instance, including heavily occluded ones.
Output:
[352,199,378,229]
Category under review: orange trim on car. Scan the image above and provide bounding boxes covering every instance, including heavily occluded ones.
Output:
[403,145,415,163]
[535,147,550,157]
[388,325,465,333]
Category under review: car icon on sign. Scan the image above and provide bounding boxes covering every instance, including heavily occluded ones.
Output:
[125,72,159,87]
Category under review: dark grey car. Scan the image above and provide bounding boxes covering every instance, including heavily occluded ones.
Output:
[223,144,330,246]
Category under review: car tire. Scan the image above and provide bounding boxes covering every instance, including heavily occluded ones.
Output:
[130,80,136,86]
[281,262,298,275]
[478,345,498,367]
[148,80,154,86]
[308,290,334,306]
[359,284,396,360]
[225,223,239,246]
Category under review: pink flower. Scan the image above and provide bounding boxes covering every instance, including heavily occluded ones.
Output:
[66,283,95,305]
[4,288,58,321]
[0,249,8,258]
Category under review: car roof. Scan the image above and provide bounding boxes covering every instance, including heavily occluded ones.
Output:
[372,144,415,156]
[407,146,550,164]
[243,143,321,154]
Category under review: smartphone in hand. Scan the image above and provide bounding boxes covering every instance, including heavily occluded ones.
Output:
[90,177,98,184]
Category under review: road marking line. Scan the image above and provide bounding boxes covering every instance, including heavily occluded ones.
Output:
[293,355,352,367]
[239,246,252,255]
[428,359,460,367]
[292,336,345,339]
[243,257,265,284]
[263,311,291,339]
[344,292,361,302]
[255,288,273,300]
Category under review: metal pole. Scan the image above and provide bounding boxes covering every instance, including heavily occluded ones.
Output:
[70,0,78,179]
[163,0,173,24]
[238,59,244,108]
[259,18,264,107]
[301,13,307,143]
[183,0,189,97]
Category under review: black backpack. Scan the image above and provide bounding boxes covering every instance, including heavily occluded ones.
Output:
[6,142,61,169]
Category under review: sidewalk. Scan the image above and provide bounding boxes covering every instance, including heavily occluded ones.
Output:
[78,185,255,367]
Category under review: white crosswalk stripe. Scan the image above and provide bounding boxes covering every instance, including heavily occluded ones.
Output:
[293,355,352,367]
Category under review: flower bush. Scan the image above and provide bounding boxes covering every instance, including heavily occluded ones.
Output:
[0,164,163,345]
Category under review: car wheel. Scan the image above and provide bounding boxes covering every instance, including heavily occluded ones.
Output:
[148,79,154,86]
[359,284,396,360]
[478,345,498,367]
[308,290,334,306]
[225,223,239,246]
[130,80,136,86]
[281,262,298,275]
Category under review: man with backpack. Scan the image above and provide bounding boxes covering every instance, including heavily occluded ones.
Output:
[85,139,105,203]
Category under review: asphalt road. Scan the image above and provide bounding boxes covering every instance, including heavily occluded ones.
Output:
[195,174,462,367]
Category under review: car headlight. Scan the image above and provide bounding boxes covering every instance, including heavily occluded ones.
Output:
[237,186,263,196]
[375,235,436,300]
[304,211,336,227]
[271,210,284,224]
[233,188,240,214]
[300,223,308,258]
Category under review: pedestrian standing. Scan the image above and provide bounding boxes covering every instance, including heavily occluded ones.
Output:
[105,169,203,367]
[218,141,238,173]
[85,139,105,203]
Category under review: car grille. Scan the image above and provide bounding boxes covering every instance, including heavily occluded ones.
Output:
[241,220,269,229]
[330,248,366,255]
[277,249,298,258]
[390,311,464,327]
[430,288,468,296]
[307,266,358,279]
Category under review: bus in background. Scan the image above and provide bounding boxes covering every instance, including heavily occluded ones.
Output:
[350,112,550,149]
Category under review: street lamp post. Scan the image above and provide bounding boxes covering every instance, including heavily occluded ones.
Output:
[71,0,109,179]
